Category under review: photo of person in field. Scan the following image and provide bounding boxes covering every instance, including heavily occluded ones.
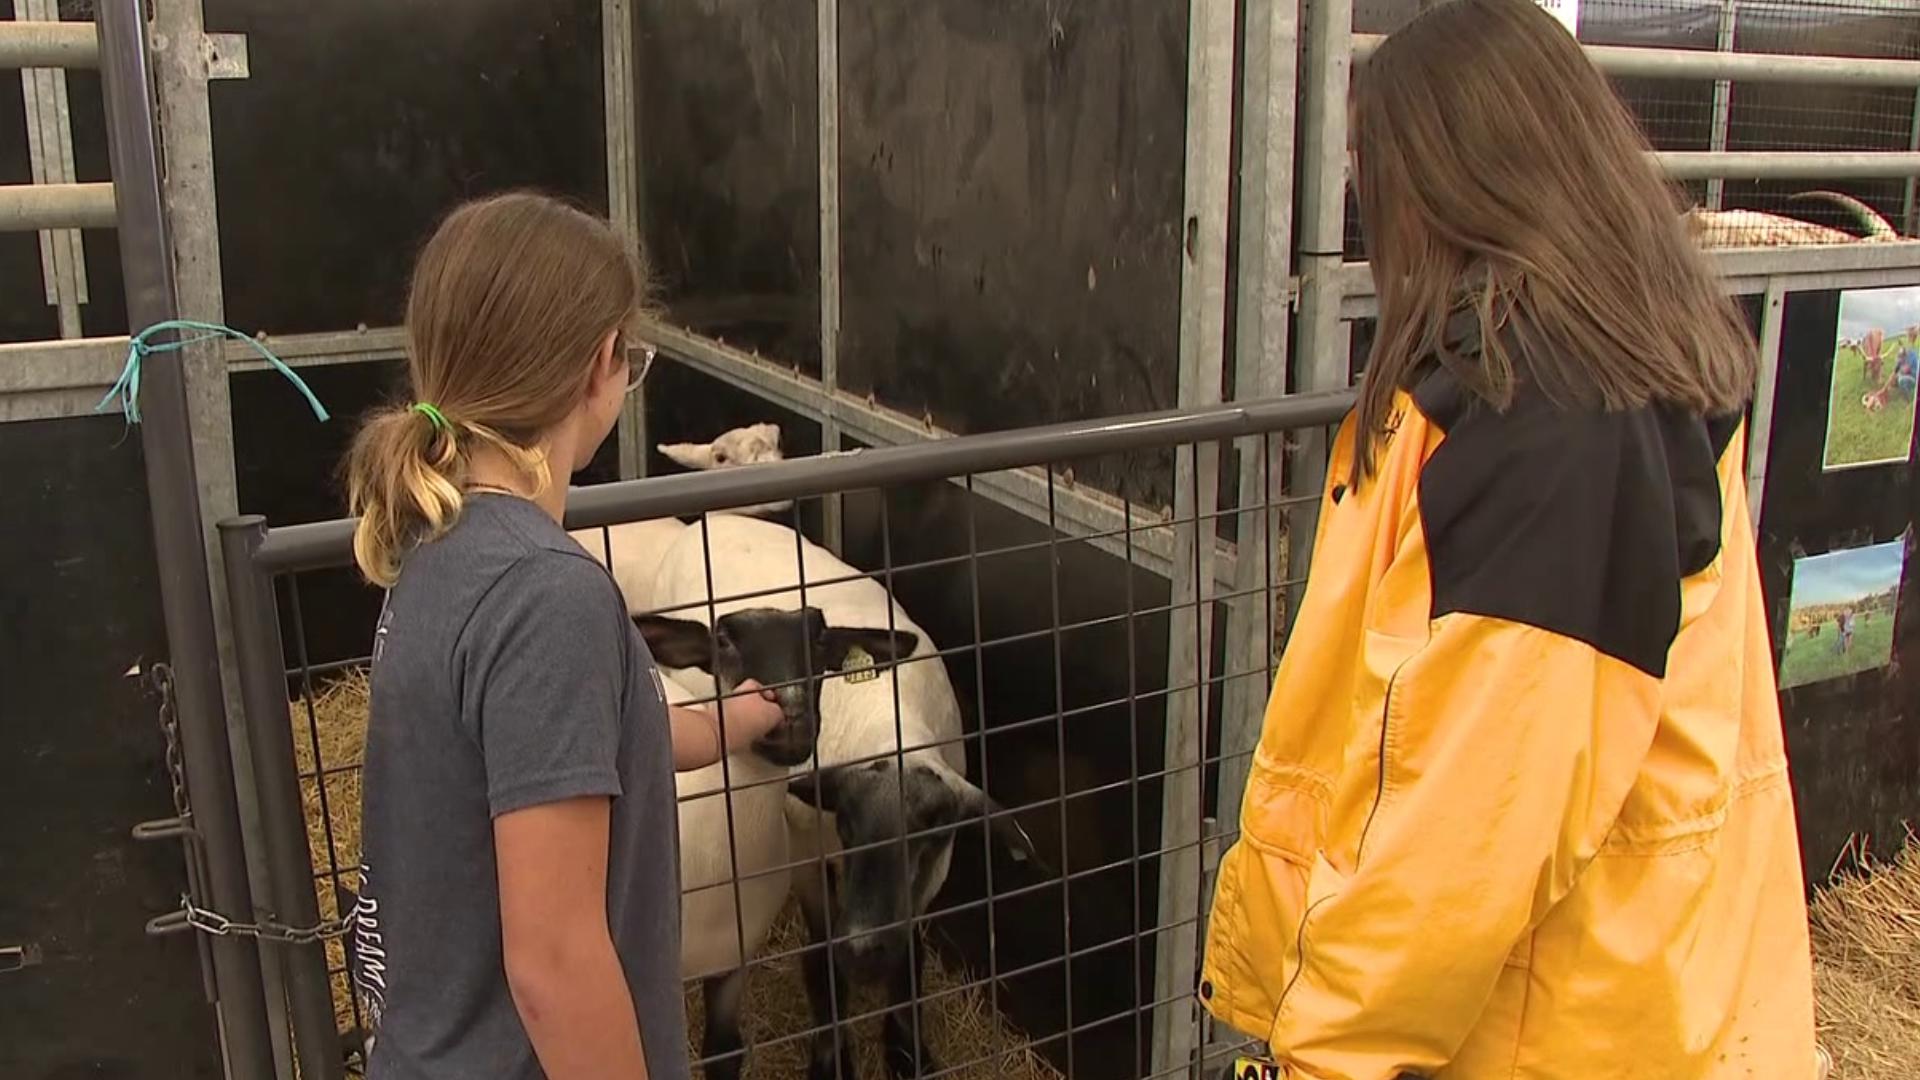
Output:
[1779,539,1908,690]
[1824,285,1920,471]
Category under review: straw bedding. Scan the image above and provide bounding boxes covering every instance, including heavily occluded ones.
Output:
[1807,834,1920,1080]
[294,672,1061,1079]
[296,672,1918,1078]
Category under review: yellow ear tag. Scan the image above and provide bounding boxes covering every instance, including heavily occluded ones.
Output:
[841,645,879,684]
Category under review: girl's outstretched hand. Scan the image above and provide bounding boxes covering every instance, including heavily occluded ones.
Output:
[714,679,785,753]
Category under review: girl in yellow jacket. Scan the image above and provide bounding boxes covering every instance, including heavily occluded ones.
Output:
[1198,1,1822,1077]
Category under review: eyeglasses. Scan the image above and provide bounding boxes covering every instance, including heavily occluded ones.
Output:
[625,340,658,393]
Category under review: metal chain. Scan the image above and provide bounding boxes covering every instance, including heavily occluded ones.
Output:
[146,662,352,946]
[174,894,352,945]
[150,663,192,824]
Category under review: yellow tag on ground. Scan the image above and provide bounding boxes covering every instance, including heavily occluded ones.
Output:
[1230,1057,1283,1080]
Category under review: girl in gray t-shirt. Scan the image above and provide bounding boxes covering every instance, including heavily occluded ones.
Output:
[336,192,783,1080]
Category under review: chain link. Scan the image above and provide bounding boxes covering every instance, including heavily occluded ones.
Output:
[145,662,352,946]
[150,663,192,824]
[175,894,352,945]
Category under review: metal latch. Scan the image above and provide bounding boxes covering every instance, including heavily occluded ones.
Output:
[1,944,44,974]
[201,32,249,80]
[146,31,250,80]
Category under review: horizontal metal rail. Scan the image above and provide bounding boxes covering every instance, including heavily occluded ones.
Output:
[0,180,115,231]
[1352,33,1920,88]
[219,325,408,372]
[0,20,99,69]
[246,389,1358,575]
[1337,240,1920,317]
[1659,150,1920,181]
[0,328,407,400]
[644,319,1225,583]
[0,334,128,394]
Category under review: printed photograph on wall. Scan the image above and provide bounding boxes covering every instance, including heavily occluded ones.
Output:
[1823,284,1920,472]
[1779,538,1909,690]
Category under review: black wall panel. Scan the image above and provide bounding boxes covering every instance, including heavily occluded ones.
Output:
[0,417,221,1079]
[203,0,608,334]
[1758,291,1920,872]
[633,1,821,369]
[836,1,1189,508]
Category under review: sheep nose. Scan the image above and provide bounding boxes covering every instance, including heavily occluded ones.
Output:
[836,930,898,976]
[773,683,810,714]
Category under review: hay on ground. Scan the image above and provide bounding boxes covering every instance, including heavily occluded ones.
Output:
[1809,834,1920,1080]
[295,671,1061,1079]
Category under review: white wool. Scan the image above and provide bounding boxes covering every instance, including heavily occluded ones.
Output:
[570,517,688,615]
[650,515,966,781]
[648,515,971,914]
[661,670,796,981]
[570,421,792,615]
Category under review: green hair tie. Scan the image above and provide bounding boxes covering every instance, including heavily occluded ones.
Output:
[411,401,451,433]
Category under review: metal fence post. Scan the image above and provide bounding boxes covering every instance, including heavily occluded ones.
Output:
[1286,0,1353,620]
[1705,0,1737,211]
[1905,88,1920,238]
[94,3,275,1078]
[817,0,845,554]
[147,0,296,1072]
[1745,278,1789,537]
[1151,1,1236,1076]
[1217,0,1300,882]
[605,0,650,480]
[220,517,349,1080]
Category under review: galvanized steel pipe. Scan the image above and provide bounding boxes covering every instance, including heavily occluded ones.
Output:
[0,181,115,231]
[95,2,278,1077]
[1658,151,1920,181]
[0,20,99,69]
[1354,33,1920,87]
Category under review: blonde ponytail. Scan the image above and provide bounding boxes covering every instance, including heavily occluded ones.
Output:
[344,406,466,587]
[338,191,649,586]
[343,406,561,587]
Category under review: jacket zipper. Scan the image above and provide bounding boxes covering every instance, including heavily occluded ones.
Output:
[1272,658,1408,1025]
[1355,661,1404,865]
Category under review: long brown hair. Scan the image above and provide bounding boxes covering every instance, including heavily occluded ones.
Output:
[1349,0,1755,485]
[342,191,649,586]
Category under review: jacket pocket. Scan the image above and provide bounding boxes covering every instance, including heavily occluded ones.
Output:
[1237,757,1331,870]
[1271,847,1353,1037]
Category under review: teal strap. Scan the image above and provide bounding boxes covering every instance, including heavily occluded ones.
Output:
[95,319,331,425]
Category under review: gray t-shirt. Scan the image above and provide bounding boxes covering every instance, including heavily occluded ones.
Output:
[349,493,687,1080]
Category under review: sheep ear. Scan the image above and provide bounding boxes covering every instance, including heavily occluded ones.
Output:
[787,770,844,814]
[952,779,1043,869]
[633,615,714,671]
[821,626,919,668]
[658,442,715,470]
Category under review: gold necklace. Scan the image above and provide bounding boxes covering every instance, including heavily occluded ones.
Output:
[463,482,522,498]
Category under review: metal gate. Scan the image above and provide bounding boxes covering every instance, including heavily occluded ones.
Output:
[1,5,277,1077]
[216,390,1352,1080]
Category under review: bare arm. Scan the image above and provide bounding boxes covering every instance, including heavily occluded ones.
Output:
[668,679,784,771]
[495,796,648,1079]
[670,705,724,770]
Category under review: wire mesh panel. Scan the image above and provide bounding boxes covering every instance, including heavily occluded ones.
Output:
[1346,0,1920,255]
[239,395,1352,1080]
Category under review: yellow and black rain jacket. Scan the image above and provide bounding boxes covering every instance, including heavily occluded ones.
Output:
[1200,331,1819,1079]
